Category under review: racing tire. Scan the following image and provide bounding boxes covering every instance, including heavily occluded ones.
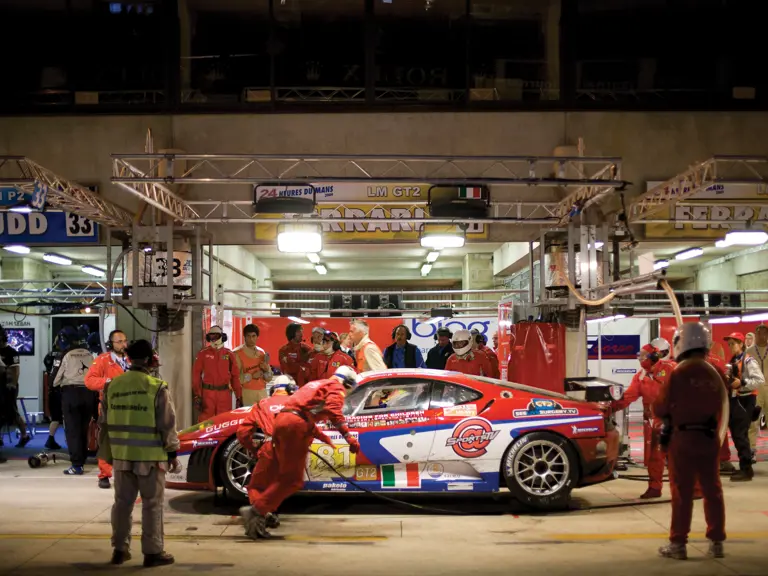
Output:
[218,437,255,503]
[501,431,578,511]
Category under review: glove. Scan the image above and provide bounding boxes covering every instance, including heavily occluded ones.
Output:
[347,436,360,454]
[193,395,202,412]
[235,397,244,409]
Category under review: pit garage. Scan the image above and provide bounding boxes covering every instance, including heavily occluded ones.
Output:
[1,142,768,575]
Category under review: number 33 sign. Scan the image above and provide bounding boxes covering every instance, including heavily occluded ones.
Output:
[66,213,95,237]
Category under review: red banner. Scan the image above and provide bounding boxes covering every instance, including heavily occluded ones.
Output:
[659,317,765,364]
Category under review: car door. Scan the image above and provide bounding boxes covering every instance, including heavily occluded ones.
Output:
[428,380,486,461]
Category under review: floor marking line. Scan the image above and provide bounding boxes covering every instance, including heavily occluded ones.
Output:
[0,533,388,543]
[547,532,768,541]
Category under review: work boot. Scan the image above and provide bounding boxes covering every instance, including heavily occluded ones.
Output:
[707,541,725,558]
[44,436,62,450]
[239,506,270,540]
[719,461,736,474]
[110,549,131,565]
[15,435,31,448]
[98,477,111,489]
[143,552,174,567]
[730,467,754,482]
[658,542,687,560]
[639,488,662,499]
[266,512,280,529]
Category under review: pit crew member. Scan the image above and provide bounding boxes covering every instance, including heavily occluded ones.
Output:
[279,323,312,387]
[445,329,493,377]
[311,331,354,380]
[654,322,726,560]
[192,326,243,422]
[240,366,361,539]
[475,333,500,378]
[234,323,272,406]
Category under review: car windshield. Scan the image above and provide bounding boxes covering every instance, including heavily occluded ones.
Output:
[467,375,573,401]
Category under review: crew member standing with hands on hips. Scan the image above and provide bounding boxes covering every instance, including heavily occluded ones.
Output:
[100,340,180,567]
[85,330,130,489]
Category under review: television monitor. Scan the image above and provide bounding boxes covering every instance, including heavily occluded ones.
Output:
[4,328,35,356]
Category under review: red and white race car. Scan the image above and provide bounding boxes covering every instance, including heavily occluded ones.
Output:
[168,369,621,510]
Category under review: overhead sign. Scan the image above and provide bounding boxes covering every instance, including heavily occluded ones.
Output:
[0,182,48,210]
[0,210,98,244]
[587,335,640,360]
[254,182,430,203]
[644,181,768,238]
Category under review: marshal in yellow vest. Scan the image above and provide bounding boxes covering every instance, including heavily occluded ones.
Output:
[106,370,167,462]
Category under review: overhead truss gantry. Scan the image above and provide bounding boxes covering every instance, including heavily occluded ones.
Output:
[111,153,624,226]
[0,279,123,306]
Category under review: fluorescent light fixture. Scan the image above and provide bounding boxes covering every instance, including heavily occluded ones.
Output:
[142,245,153,253]
[277,223,322,253]
[314,264,327,275]
[3,245,30,255]
[653,260,669,270]
[9,205,32,213]
[43,253,72,266]
[306,253,320,264]
[674,247,704,261]
[426,316,445,325]
[708,316,741,324]
[741,312,768,322]
[426,251,440,263]
[81,265,106,277]
[587,241,604,249]
[586,314,627,324]
[421,263,432,276]
[724,230,768,246]
[420,231,465,249]
[279,308,309,323]
[84,307,92,314]
[288,316,309,324]
[715,239,729,248]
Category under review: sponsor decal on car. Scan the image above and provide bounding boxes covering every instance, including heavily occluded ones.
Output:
[355,466,379,481]
[347,410,430,429]
[571,425,600,435]
[322,482,348,491]
[446,482,474,491]
[513,398,579,419]
[425,463,444,479]
[443,404,477,418]
[204,418,245,434]
[381,463,421,489]
[192,440,218,448]
[445,417,500,458]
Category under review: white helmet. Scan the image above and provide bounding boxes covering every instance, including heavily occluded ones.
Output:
[650,337,671,358]
[269,374,298,396]
[452,329,472,356]
[672,322,711,361]
[334,365,360,389]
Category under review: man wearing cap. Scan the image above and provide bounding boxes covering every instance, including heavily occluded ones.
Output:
[192,326,243,422]
[723,331,764,481]
[426,327,453,370]
[745,324,768,464]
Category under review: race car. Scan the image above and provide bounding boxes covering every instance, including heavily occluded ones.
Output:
[168,369,621,510]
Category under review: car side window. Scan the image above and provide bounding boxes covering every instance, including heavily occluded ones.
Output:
[355,379,432,415]
[344,385,368,416]
[430,381,482,409]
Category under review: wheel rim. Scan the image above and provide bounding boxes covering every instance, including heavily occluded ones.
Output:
[226,443,255,496]
[509,439,570,497]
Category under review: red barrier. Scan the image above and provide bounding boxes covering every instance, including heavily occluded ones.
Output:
[507,323,566,393]
[659,317,764,364]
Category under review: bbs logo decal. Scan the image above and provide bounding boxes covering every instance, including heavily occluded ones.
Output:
[445,417,499,458]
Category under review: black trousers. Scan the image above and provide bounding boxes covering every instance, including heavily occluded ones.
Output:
[61,386,97,467]
[729,394,756,470]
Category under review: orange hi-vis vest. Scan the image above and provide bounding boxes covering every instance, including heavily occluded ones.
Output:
[355,340,382,372]
[236,346,267,391]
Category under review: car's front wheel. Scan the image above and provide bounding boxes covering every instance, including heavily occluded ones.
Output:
[218,437,256,501]
[501,431,578,511]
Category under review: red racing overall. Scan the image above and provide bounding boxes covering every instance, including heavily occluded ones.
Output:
[192,346,242,422]
[445,351,493,377]
[612,358,675,494]
[654,358,726,545]
[279,342,312,387]
[248,379,355,516]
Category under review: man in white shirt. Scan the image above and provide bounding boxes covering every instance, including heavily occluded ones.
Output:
[745,323,768,463]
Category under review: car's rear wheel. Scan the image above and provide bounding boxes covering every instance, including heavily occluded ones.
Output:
[219,437,255,501]
[501,431,578,511]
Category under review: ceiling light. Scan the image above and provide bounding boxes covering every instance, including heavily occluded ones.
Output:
[9,205,33,213]
[306,253,320,264]
[43,253,72,266]
[715,239,729,248]
[426,251,440,263]
[653,260,669,270]
[84,307,92,314]
[3,245,30,255]
[587,242,604,249]
[724,230,768,246]
[314,264,327,275]
[142,245,153,253]
[674,248,703,261]
[426,316,445,325]
[708,316,742,324]
[421,263,432,276]
[586,314,627,324]
[81,265,106,277]
[420,231,465,250]
[741,312,768,322]
[288,316,309,324]
[277,223,322,253]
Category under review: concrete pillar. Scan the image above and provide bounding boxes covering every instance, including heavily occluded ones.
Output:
[565,324,587,378]
[543,0,561,100]
[462,254,494,306]
[158,311,193,430]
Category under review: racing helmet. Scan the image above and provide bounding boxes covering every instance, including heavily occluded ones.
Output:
[334,365,360,389]
[269,374,298,396]
[452,329,472,356]
[672,322,711,361]
[650,337,671,359]
[206,325,227,342]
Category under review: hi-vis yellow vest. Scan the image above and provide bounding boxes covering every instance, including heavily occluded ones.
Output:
[106,370,167,462]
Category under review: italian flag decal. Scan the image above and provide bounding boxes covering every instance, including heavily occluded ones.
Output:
[458,186,482,199]
[381,463,421,489]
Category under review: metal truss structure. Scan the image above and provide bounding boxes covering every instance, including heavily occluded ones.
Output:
[628,156,768,223]
[111,153,624,225]
[0,279,123,306]
[0,157,133,227]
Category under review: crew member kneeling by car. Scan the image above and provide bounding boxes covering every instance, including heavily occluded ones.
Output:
[100,340,181,567]
[445,329,493,377]
[239,366,361,539]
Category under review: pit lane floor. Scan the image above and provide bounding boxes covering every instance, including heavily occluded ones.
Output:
[1,460,768,576]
